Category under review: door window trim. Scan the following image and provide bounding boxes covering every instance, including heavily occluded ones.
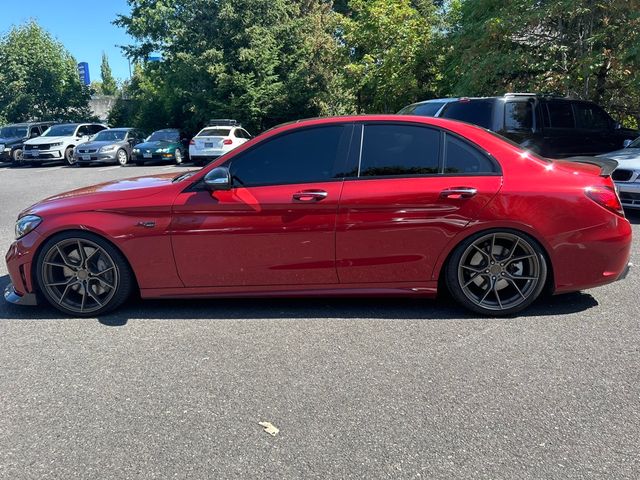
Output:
[345,121,502,180]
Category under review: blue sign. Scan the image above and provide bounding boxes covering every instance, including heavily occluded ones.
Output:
[77,62,90,86]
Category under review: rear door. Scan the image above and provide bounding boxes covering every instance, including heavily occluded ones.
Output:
[336,123,502,284]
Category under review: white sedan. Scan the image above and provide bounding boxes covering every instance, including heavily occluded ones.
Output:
[189,125,252,166]
[601,137,640,209]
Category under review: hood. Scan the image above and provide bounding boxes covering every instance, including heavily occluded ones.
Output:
[136,140,174,150]
[0,136,25,144]
[598,148,640,165]
[79,140,125,149]
[25,136,68,145]
[21,173,180,217]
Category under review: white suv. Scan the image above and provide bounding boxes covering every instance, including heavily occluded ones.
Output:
[23,123,107,166]
[189,120,252,166]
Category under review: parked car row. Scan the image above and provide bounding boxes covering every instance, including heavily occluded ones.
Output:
[0,119,253,168]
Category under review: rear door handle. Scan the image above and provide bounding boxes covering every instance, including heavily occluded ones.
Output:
[292,190,328,202]
[440,187,478,199]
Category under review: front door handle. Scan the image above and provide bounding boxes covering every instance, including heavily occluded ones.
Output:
[440,187,478,199]
[292,190,328,202]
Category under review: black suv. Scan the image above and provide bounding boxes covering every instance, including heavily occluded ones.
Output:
[398,94,638,158]
[0,122,53,163]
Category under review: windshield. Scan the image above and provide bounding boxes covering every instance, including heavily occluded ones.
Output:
[148,131,179,142]
[198,128,230,137]
[42,125,77,137]
[0,126,28,138]
[93,130,127,142]
[628,137,640,148]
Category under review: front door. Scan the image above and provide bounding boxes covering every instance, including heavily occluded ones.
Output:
[336,123,502,284]
[171,124,354,287]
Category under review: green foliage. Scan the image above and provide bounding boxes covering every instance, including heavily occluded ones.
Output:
[443,0,640,125]
[0,21,94,122]
[100,52,119,95]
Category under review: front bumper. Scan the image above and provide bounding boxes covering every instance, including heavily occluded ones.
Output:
[23,148,64,161]
[75,151,118,164]
[4,283,38,306]
[133,152,176,162]
[616,181,640,209]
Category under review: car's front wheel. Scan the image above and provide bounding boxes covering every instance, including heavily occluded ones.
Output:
[12,148,23,163]
[117,149,129,166]
[174,148,183,165]
[35,232,134,317]
[64,147,75,166]
[446,230,548,316]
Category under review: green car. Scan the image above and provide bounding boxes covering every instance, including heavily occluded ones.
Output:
[131,129,187,165]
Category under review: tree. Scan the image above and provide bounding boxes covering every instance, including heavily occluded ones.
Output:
[100,52,118,95]
[0,21,93,122]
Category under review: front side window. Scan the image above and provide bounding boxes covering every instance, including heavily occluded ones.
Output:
[228,125,348,187]
[574,103,612,130]
[444,134,498,174]
[546,101,575,128]
[504,101,533,131]
[359,124,439,177]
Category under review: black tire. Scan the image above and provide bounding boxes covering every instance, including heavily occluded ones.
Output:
[35,231,135,317]
[64,146,75,166]
[445,229,548,316]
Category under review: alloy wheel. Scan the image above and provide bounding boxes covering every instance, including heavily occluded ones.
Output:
[117,149,128,166]
[40,238,119,314]
[175,149,183,164]
[65,147,76,165]
[456,232,543,312]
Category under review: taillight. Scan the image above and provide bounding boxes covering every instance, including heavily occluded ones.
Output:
[189,139,195,145]
[223,138,233,145]
[585,186,625,217]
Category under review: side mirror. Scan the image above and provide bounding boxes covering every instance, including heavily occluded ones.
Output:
[203,166,231,191]
[623,139,633,148]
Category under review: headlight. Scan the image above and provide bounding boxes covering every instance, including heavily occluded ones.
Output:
[49,142,63,147]
[132,148,139,153]
[15,215,42,239]
[157,148,168,153]
[100,145,117,153]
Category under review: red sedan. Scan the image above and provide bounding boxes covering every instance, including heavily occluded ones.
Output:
[4,115,632,317]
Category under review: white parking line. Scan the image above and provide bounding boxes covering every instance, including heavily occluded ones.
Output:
[97,166,121,172]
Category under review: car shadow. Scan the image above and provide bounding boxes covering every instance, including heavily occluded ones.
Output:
[0,274,599,325]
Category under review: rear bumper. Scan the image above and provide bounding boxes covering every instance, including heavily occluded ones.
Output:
[4,283,37,306]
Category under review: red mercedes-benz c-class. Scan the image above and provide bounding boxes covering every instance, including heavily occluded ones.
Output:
[4,115,632,317]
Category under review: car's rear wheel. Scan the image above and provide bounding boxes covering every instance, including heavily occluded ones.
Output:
[446,230,547,316]
[117,149,129,166]
[174,148,183,165]
[64,147,75,166]
[36,232,134,317]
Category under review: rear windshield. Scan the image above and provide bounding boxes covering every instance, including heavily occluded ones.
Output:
[398,102,446,117]
[198,128,231,137]
[441,100,495,129]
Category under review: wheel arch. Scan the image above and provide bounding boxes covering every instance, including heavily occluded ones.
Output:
[30,228,140,296]
[435,225,556,297]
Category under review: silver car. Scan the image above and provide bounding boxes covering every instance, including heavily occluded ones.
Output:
[600,137,640,210]
[74,128,147,166]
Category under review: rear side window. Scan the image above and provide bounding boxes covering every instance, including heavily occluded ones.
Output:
[198,128,230,137]
[359,124,439,177]
[441,100,494,129]
[444,134,498,174]
[574,103,611,130]
[546,102,575,128]
[228,125,348,186]
[504,102,533,131]
[398,102,446,117]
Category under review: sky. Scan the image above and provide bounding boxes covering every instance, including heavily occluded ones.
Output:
[1,0,135,81]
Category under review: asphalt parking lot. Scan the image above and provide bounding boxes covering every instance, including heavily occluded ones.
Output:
[0,160,638,479]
